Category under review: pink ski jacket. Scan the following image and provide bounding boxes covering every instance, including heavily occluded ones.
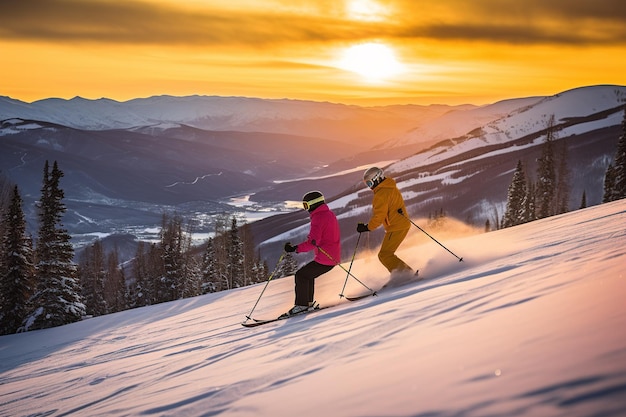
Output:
[296,203,341,266]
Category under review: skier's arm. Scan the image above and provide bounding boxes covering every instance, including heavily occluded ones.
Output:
[296,217,323,253]
[367,192,388,231]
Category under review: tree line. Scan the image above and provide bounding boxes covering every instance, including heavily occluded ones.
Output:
[502,111,626,228]
[0,161,84,334]
[0,161,274,335]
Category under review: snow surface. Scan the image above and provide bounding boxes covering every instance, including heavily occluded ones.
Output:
[389,85,626,174]
[1,200,625,417]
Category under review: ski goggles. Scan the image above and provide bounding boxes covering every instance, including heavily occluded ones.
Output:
[303,196,325,210]
[365,179,376,189]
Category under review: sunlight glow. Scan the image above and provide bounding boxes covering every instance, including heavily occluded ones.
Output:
[338,43,404,81]
[346,0,388,21]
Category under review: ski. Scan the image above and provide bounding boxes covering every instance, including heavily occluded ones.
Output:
[345,292,376,301]
[241,306,328,328]
[241,318,282,328]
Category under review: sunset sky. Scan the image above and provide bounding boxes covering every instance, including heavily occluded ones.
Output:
[2,0,625,106]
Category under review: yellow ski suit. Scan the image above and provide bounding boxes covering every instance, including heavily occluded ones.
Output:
[367,177,413,273]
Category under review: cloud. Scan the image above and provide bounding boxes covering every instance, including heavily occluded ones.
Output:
[0,0,341,46]
[2,0,626,47]
[393,0,626,45]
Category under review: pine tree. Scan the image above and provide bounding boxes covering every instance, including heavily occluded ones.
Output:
[502,160,528,228]
[523,179,537,223]
[158,214,184,302]
[280,252,300,278]
[79,239,107,317]
[254,254,268,284]
[555,141,571,214]
[21,161,85,331]
[603,109,626,201]
[181,253,201,299]
[603,164,616,203]
[580,190,587,209]
[239,222,257,287]
[536,115,558,219]
[181,222,201,299]
[201,237,219,293]
[105,248,127,313]
[212,215,230,291]
[130,241,151,307]
[0,186,35,335]
[227,216,244,289]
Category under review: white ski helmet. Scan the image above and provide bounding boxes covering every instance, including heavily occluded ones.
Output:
[363,167,385,189]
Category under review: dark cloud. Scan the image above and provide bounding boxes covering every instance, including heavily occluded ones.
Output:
[392,0,626,45]
[0,0,342,45]
[400,22,626,45]
[2,0,625,46]
[477,0,626,22]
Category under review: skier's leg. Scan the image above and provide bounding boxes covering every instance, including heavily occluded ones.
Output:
[294,261,333,305]
[378,228,412,273]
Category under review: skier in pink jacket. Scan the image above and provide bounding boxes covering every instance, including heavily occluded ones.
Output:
[282,191,341,317]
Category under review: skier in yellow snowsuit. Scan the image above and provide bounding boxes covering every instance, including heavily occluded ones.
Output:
[357,167,413,274]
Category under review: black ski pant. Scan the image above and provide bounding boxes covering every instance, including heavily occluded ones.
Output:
[294,261,334,306]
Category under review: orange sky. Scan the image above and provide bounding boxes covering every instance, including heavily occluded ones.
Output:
[2,0,625,106]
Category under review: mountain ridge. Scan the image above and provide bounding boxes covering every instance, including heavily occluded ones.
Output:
[0,84,624,260]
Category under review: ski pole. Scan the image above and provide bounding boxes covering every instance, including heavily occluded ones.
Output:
[244,252,287,320]
[312,240,376,294]
[398,208,464,262]
[339,232,362,298]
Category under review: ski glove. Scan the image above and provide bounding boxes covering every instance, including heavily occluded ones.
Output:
[357,223,370,233]
[284,242,298,253]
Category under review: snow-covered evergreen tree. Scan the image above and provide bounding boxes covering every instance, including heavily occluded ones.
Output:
[201,237,218,293]
[105,249,128,313]
[253,255,268,284]
[130,241,149,307]
[227,217,244,289]
[524,179,537,223]
[614,111,626,199]
[159,214,185,302]
[502,160,528,228]
[279,252,299,278]
[21,161,85,331]
[0,186,35,335]
[555,141,571,214]
[536,116,558,219]
[603,109,626,201]
[79,239,107,317]
[603,164,616,203]
[239,222,257,287]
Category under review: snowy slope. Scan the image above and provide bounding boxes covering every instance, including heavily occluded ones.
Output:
[1,200,625,417]
[379,95,544,148]
[390,85,626,173]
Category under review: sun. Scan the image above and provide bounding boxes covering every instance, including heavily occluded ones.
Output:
[338,43,404,81]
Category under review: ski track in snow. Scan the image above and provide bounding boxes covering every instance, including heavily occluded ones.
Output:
[0,201,625,416]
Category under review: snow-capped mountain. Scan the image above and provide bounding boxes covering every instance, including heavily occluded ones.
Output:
[0,85,624,258]
[0,95,459,149]
[249,85,625,264]
[378,95,544,149]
